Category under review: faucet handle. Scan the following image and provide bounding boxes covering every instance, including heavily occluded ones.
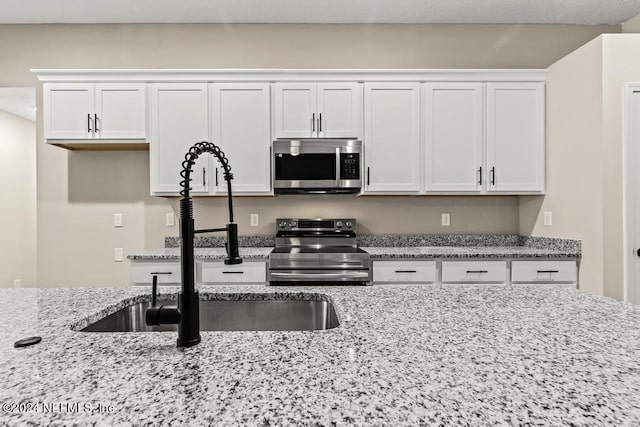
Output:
[149,272,172,306]
[145,271,181,327]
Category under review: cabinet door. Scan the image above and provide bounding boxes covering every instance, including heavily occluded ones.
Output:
[150,84,210,196]
[317,83,362,139]
[210,83,272,194]
[273,83,316,139]
[424,83,484,192]
[363,83,421,193]
[486,82,545,193]
[95,83,146,139]
[43,83,94,139]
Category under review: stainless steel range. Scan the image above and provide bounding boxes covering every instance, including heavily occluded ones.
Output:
[268,218,371,285]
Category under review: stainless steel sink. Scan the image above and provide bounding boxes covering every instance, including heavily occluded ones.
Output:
[81,297,339,332]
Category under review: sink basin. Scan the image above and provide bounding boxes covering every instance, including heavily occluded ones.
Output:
[80,296,339,332]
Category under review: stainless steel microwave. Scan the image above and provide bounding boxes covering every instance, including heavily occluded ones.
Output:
[273,139,362,194]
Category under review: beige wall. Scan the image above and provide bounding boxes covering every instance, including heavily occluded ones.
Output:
[0,110,37,287]
[0,23,619,287]
[623,13,640,33]
[519,37,604,295]
[520,34,640,299]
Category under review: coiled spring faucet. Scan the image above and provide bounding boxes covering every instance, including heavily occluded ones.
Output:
[145,141,242,347]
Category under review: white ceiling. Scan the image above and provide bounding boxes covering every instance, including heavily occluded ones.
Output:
[0,89,36,122]
[0,0,639,25]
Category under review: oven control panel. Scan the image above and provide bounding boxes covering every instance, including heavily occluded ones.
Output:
[276,218,356,231]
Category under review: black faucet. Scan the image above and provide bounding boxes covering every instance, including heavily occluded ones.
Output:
[145,141,242,348]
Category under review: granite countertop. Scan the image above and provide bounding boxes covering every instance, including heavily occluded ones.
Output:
[362,246,578,259]
[2,284,639,424]
[127,246,578,261]
[127,247,273,261]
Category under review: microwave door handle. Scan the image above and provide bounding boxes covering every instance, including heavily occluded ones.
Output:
[336,147,341,187]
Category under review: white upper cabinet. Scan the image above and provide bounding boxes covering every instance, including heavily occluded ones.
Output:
[149,83,210,196]
[363,83,422,194]
[273,82,362,139]
[486,82,545,193]
[210,83,272,195]
[43,83,94,139]
[424,83,484,192]
[43,83,146,140]
[94,84,146,139]
[316,83,362,138]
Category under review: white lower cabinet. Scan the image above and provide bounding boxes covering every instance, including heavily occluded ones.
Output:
[511,260,577,284]
[130,261,182,286]
[198,261,266,284]
[373,260,437,283]
[441,261,508,284]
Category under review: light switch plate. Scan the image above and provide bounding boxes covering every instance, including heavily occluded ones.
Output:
[166,213,175,227]
[441,213,451,227]
[250,213,259,227]
[114,248,124,262]
[113,213,123,228]
[543,211,553,227]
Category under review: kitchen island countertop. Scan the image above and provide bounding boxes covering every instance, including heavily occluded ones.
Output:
[1,284,638,425]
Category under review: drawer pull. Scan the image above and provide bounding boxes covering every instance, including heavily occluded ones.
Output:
[466,270,488,274]
[537,270,559,273]
[395,270,417,273]
[150,272,172,275]
[222,271,244,274]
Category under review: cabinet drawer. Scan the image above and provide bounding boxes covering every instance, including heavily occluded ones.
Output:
[199,261,266,283]
[511,261,577,283]
[130,262,181,285]
[441,261,507,283]
[373,260,437,283]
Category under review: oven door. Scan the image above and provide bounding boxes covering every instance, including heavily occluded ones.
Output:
[268,248,371,285]
[269,270,370,284]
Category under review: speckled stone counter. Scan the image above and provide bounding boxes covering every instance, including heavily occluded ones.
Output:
[127,247,272,261]
[362,246,577,259]
[1,284,639,425]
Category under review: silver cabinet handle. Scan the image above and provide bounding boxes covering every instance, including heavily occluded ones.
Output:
[87,114,93,132]
[395,270,417,273]
[490,167,495,185]
[466,270,488,274]
[203,168,206,187]
[150,272,172,275]
[478,167,482,185]
[222,271,243,274]
[94,114,99,133]
[319,113,322,132]
[312,113,315,133]
[537,270,559,273]
[215,168,219,187]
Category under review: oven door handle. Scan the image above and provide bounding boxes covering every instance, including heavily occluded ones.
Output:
[269,271,370,280]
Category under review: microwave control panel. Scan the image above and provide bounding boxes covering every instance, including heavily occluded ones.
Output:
[340,153,360,180]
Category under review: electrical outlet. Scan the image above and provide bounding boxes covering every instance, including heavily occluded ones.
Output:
[543,211,553,227]
[113,213,123,228]
[441,213,451,227]
[114,248,124,262]
[250,213,259,227]
[13,279,21,288]
[166,213,175,227]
